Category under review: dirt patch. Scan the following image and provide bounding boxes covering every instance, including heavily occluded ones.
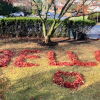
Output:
[37,40,58,47]
[0,36,98,47]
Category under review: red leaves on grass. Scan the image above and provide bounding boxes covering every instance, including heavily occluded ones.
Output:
[53,70,84,90]
[14,50,41,67]
[0,50,14,67]
[47,51,98,67]
[67,51,98,67]
[94,50,100,63]
[47,51,73,66]
[30,98,34,100]
[0,49,98,67]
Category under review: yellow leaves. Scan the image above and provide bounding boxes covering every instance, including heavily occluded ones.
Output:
[82,0,86,3]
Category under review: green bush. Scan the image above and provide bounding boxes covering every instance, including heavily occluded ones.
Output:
[63,19,96,27]
[12,6,21,13]
[0,17,96,37]
[32,9,36,15]
[88,13,100,22]
[0,17,96,27]
[0,0,13,15]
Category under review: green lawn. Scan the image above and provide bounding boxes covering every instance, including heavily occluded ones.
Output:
[0,38,100,100]
[69,16,89,20]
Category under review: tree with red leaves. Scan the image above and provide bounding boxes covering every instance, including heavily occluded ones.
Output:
[76,0,100,20]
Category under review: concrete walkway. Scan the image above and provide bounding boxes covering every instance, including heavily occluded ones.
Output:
[87,23,100,39]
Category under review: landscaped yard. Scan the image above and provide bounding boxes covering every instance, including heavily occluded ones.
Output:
[0,37,100,100]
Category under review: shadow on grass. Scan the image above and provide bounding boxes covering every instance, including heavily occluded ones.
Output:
[8,47,57,57]
[7,68,59,100]
[0,68,10,99]
[0,37,97,46]
[6,65,100,100]
[2,37,42,44]
[57,39,97,44]
[5,66,99,100]
[60,80,100,100]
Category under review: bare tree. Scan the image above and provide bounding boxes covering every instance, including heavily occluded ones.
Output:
[33,0,91,44]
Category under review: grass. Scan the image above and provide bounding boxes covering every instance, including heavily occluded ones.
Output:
[0,37,100,100]
[69,16,89,21]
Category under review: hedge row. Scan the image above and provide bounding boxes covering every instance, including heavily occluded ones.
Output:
[0,17,96,26]
[0,17,96,37]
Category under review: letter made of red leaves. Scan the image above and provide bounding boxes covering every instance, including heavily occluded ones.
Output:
[67,51,98,67]
[14,50,41,67]
[0,50,14,67]
[47,51,98,67]
[53,70,85,90]
[94,50,100,63]
[47,51,73,66]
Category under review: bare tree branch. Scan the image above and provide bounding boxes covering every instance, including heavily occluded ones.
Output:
[57,0,74,21]
[58,0,75,21]
[33,0,43,21]
[43,0,53,21]
[58,0,70,19]
[53,1,57,20]
[54,10,94,30]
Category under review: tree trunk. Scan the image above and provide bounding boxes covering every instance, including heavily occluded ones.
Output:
[44,36,51,44]
[43,20,56,44]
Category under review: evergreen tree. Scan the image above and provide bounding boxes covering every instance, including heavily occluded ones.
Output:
[0,0,13,15]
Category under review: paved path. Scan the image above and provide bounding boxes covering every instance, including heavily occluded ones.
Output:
[87,23,100,39]
[27,12,67,20]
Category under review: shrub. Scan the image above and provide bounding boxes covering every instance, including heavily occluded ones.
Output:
[0,17,96,38]
[88,13,100,22]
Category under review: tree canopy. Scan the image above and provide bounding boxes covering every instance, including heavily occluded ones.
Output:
[0,0,14,15]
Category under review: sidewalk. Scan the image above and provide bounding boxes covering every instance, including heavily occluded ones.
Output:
[87,23,100,39]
